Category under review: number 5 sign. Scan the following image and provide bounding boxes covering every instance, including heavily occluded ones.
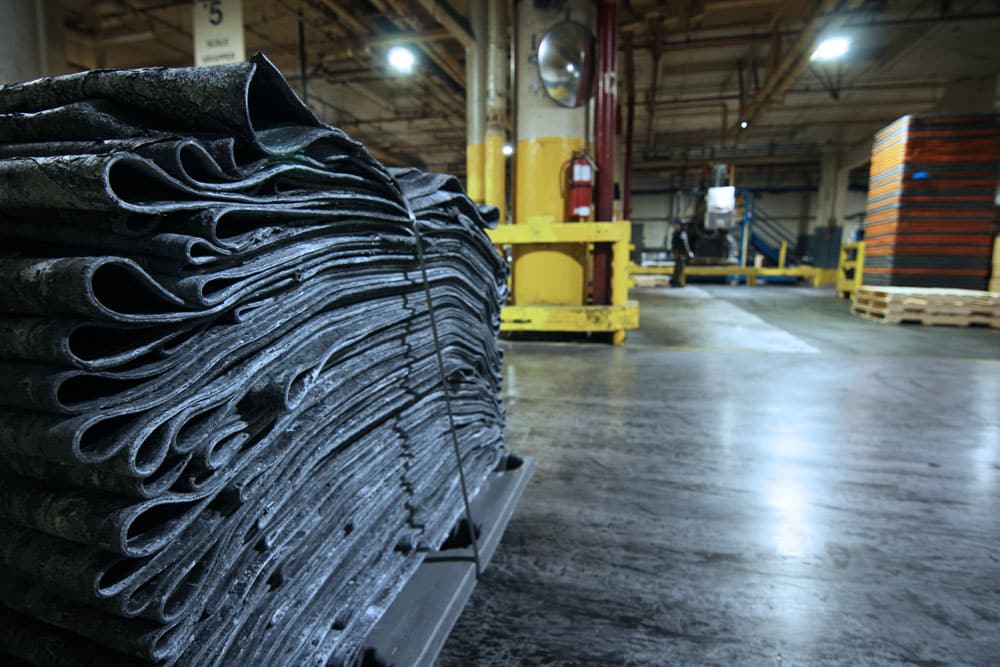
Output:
[193,0,246,66]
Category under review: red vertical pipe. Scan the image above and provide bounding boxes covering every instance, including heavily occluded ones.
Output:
[592,0,617,305]
[645,20,663,146]
[594,0,617,221]
[623,31,635,221]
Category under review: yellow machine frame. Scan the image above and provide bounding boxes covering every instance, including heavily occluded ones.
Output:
[836,241,866,299]
[487,221,640,345]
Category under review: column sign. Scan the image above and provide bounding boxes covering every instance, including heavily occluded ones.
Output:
[193,0,245,66]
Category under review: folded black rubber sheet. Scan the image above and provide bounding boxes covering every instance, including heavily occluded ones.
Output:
[0,54,508,666]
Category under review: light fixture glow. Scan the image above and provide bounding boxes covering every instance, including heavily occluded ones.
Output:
[811,36,850,62]
[387,46,415,73]
[740,120,749,129]
[501,143,514,156]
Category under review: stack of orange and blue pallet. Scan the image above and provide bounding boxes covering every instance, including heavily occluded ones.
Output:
[863,114,1000,290]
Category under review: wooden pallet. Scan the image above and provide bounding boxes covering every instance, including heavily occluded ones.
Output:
[852,285,1000,328]
[852,304,998,328]
[853,295,996,318]
[855,285,1000,309]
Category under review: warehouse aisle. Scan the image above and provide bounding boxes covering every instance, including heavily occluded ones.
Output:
[439,287,1000,666]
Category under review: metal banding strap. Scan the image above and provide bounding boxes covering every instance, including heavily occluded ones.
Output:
[402,199,483,579]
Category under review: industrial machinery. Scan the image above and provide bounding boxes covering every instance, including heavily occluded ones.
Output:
[631,162,840,287]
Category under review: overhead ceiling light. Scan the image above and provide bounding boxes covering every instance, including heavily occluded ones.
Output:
[502,143,514,156]
[811,36,850,62]
[740,120,749,129]
[387,46,415,73]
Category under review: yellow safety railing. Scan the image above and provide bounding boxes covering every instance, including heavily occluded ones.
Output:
[630,262,837,287]
[837,241,866,299]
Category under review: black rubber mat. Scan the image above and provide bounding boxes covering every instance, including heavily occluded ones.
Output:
[0,54,507,666]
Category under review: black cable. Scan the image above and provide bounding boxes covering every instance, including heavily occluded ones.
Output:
[402,205,483,579]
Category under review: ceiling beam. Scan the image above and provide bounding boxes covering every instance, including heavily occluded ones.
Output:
[65,29,156,47]
[320,28,452,64]
[414,0,474,49]
[314,0,369,35]
[371,0,465,88]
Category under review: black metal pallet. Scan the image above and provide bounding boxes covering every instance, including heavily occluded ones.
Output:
[359,455,535,667]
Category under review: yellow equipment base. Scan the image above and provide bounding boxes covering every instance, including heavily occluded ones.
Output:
[499,302,640,346]
[488,222,639,345]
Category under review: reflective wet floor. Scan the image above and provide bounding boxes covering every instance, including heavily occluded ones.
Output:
[438,286,1000,666]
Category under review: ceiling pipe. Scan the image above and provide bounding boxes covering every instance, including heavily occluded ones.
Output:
[636,155,819,171]
[644,19,664,146]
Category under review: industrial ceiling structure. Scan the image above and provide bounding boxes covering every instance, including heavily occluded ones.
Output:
[60,1,1000,181]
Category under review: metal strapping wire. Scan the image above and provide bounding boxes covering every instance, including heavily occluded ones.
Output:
[404,205,483,579]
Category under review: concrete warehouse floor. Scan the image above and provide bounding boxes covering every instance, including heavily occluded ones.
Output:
[437,286,1000,667]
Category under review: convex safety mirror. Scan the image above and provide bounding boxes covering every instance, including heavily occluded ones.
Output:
[537,21,595,108]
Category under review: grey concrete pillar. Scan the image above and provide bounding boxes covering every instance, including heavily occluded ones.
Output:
[814,146,849,231]
[798,191,812,238]
[0,0,66,84]
[465,1,487,202]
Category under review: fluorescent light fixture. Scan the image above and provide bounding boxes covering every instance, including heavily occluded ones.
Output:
[811,36,850,62]
[387,46,415,73]
[740,120,749,129]
[502,143,514,156]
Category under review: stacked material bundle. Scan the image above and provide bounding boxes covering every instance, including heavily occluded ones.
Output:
[863,114,1000,290]
[0,55,507,666]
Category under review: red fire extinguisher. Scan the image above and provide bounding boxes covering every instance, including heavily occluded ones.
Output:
[566,151,595,221]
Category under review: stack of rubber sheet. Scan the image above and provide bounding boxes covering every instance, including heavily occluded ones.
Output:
[863,113,1000,290]
[0,54,507,666]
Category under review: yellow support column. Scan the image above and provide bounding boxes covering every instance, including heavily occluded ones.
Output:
[484,133,505,222]
[514,136,587,304]
[466,143,484,203]
[512,0,592,307]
